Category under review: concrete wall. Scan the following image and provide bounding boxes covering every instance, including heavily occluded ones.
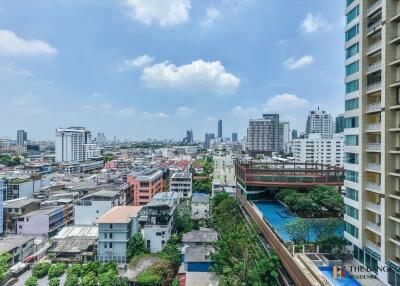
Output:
[74,201,112,225]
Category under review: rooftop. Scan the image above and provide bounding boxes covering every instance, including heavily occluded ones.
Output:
[192,193,210,204]
[20,207,63,218]
[129,169,162,181]
[182,228,218,243]
[185,245,214,263]
[4,197,41,209]
[50,236,97,253]
[171,172,192,179]
[0,236,35,254]
[55,225,98,239]
[96,206,143,224]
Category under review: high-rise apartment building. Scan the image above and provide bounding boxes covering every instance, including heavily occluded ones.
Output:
[218,119,222,138]
[343,1,400,284]
[204,133,215,149]
[247,114,283,155]
[17,130,27,145]
[305,108,333,139]
[292,129,298,139]
[232,132,238,142]
[336,113,345,133]
[185,130,194,143]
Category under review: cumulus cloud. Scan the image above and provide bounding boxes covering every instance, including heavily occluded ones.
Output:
[283,55,314,70]
[144,111,170,118]
[0,63,32,76]
[230,105,258,116]
[119,54,154,71]
[117,108,136,117]
[176,106,195,115]
[199,7,221,27]
[122,0,191,27]
[262,93,310,112]
[141,59,240,95]
[300,13,330,33]
[0,29,57,55]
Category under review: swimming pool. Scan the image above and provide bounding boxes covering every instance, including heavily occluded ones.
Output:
[254,201,343,242]
[319,266,361,286]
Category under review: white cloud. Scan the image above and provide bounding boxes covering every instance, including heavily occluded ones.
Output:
[283,55,314,70]
[176,106,195,115]
[119,54,154,71]
[0,63,32,76]
[9,94,43,114]
[141,59,240,95]
[230,105,258,116]
[262,93,310,112]
[122,0,191,27]
[0,29,57,55]
[144,111,170,118]
[199,7,221,27]
[300,13,330,33]
[117,108,136,117]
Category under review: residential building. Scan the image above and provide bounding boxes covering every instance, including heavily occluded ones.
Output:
[0,236,35,265]
[213,156,235,186]
[170,172,192,198]
[292,133,344,166]
[4,176,50,200]
[182,228,218,248]
[247,114,284,155]
[335,113,345,133]
[204,133,215,149]
[305,108,333,139]
[55,127,86,162]
[127,169,163,206]
[83,143,101,161]
[217,120,222,138]
[292,129,298,139]
[185,130,194,144]
[17,130,27,145]
[3,198,41,233]
[343,1,400,284]
[96,206,142,263]
[191,193,209,220]
[232,132,238,142]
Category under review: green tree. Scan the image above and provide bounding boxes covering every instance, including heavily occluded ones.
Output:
[127,234,147,262]
[66,263,82,277]
[64,274,79,286]
[81,272,98,286]
[81,262,101,276]
[174,203,194,234]
[275,188,296,201]
[48,263,65,279]
[292,196,315,213]
[32,262,51,278]
[49,277,60,286]
[136,271,162,286]
[248,254,280,286]
[283,219,313,243]
[0,253,11,283]
[99,271,130,286]
[24,276,38,286]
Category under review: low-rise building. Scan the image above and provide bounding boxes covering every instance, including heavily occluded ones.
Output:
[184,245,214,272]
[3,198,41,233]
[0,236,35,265]
[127,169,163,206]
[170,172,192,199]
[191,193,210,220]
[96,206,142,263]
[182,228,218,248]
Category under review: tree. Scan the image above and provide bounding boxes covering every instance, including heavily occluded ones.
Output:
[81,272,98,286]
[248,254,280,286]
[283,219,313,243]
[25,276,38,286]
[127,234,147,262]
[49,277,60,286]
[64,274,79,286]
[48,263,65,279]
[174,204,194,234]
[66,263,82,277]
[32,262,51,278]
[275,188,296,201]
[81,262,101,276]
[99,271,130,286]
[0,253,11,283]
[292,196,315,214]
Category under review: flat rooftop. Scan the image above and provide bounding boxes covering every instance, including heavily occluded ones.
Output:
[4,198,40,209]
[171,172,191,179]
[55,225,98,239]
[21,207,62,217]
[182,228,217,243]
[96,206,143,224]
[0,236,35,253]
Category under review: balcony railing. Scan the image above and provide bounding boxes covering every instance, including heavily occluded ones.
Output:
[367,21,382,34]
[367,163,381,172]
[366,201,381,213]
[366,102,381,112]
[366,239,381,254]
[368,0,382,14]
[366,123,381,131]
[367,82,381,92]
[367,62,381,73]
[366,182,382,192]
[366,143,381,151]
[366,220,381,233]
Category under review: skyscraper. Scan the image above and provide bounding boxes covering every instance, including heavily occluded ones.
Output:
[343,1,400,283]
[292,129,298,139]
[305,108,333,139]
[204,133,215,149]
[335,113,345,133]
[55,127,86,162]
[247,114,283,155]
[232,132,238,142]
[16,130,27,145]
[218,119,222,138]
[185,130,193,143]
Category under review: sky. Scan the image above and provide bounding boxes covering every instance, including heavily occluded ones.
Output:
[0,0,345,141]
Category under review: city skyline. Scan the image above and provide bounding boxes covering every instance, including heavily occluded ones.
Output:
[0,0,345,140]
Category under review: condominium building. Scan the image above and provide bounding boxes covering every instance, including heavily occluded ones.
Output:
[218,119,223,138]
[336,113,345,133]
[17,130,27,145]
[170,172,192,198]
[127,169,163,206]
[344,1,400,284]
[247,114,284,155]
[305,108,334,139]
[292,133,344,166]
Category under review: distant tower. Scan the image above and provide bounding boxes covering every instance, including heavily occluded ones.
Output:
[305,107,333,139]
[17,130,27,145]
[232,132,238,142]
[218,120,223,138]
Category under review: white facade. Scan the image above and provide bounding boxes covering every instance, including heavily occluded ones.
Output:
[305,108,333,139]
[247,114,283,154]
[83,143,101,161]
[55,127,85,162]
[74,200,113,225]
[213,156,235,186]
[170,172,192,198]
[292,133,344,166]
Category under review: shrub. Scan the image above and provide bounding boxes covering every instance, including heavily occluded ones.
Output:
[32,262,51,278]
[24,276,38,286]
[64,274,79,286]
[81,272,98,286]
[48,263,65,279]
[66,263,82,277]
[49,277,60,286]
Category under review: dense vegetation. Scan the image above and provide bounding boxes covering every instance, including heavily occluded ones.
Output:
[127,233,148,261]
[192,179,212,194]
[210,192,280,286]
[192,157,214,176]
[24,276,38,286]
[0,155,21,167]
[275,185,344,217]
[0,253,11,283]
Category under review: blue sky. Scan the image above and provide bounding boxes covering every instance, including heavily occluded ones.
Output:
[0,0,345,141]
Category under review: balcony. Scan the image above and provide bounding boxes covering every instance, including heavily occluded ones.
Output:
[390,104,400,110]
[390,169,400,177]
[366,42,382,56]
[366,182,382,193]
[367,62,381,74]
[390,58,400,66]
[391,34,400,45]
[367,21,382,36]
[390,81,400,88]
[366,82,381,93]
[366,220,381,234]
[366,143,381,152]
[390,147,400,154]
[390,125,400,132]
[390,235,400,247]
[366,239,381,254]
[366,123,381,132]
[366,163,381,172]
[366,102,381,113]
[392,12,400,22]
[367,0,382,16]
[366,201,381,213]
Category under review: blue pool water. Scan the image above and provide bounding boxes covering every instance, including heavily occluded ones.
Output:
[254,201,343,242]
[319,267,361,286]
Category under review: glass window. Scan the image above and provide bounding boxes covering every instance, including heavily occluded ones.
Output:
[345,98,359,111]
[346,43,359,59]
[346,61,359,76]
[345,170,359,183]
[345,204,359,219]
[345,153,359,164]
[347,0,355,6]
[346,24,359,42]
[345,187,359,201]
[345,135,358,146]
[346,79,359,94]
[345,222,359,238]
[344,117,359,128]
[346,5,359,24]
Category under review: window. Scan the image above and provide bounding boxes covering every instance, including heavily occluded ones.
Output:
[345,187,359,201]
[345,204,359,219]
[345,153,359,164]
[110,233,112,239]
[346,5,359,24]
[346,79,359,94]
[345,98,359,111]
[109,224,113,229]
[345,170,359,183]
[104,243,107,249]
[104,233,107,239]
[344,117,359,128]
[345,222,359,238]
[346,0,355,6]
[346,43,359,59]
[345,135,359,146]
[109,243,113,248]
[346,24,359,42]
[346,61,359,76]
